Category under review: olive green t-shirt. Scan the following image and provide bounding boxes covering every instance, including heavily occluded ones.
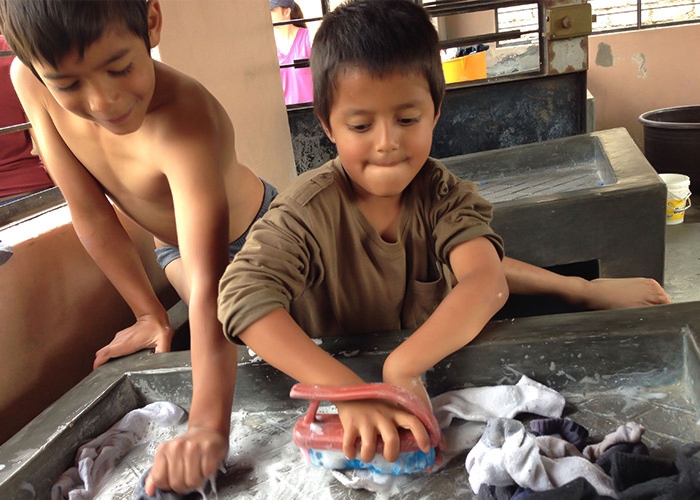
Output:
[218,156,504,342]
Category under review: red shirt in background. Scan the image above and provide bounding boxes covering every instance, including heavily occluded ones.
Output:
[0,36,53,200]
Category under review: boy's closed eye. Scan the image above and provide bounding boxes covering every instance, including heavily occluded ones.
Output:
[398,116,420,125]
[54,63,134,93]
[108,62,134,77]
[348,123,371,132]
[347,116,421,132]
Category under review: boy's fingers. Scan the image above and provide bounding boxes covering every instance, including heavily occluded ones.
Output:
[342,425,359,460]
[149,448,169,492]
[396,413,431,453]
[377,420,400,462]
[93,348,108,369]
[154,335,172,354]
[358,425,378,463]
[144,473,156,497]
[183,445,206,492]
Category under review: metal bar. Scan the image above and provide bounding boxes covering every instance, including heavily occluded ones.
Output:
[272,16,323,27]
[0,122,32,136]
[279,58,309,69]
[0,187,65,228]
[638,0,643,29]
[424,0,538,17]
[439,29,529,49]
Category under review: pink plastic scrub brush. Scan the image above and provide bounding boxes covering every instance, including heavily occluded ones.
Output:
[290,383,443,474]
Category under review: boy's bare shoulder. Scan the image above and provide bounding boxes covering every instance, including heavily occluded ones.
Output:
[146,61,231,144]
[10,58,50,106]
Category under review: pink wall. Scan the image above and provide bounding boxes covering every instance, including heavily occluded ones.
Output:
[588,24,700,150]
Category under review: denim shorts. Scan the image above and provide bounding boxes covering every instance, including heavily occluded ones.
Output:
[155,178,278,270]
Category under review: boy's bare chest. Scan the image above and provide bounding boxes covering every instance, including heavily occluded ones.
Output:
[57,116,168,201]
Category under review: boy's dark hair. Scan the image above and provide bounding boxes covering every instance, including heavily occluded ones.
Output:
[311,0,445,129]
[0,0,150,71]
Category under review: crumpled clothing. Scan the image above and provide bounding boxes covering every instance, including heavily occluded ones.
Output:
[333,376,566,493]
[432,376,566,428]
[51,402,187,500]
[465,418,616,498]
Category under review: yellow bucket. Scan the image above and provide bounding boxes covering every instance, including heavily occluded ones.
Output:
[442,51,487,84]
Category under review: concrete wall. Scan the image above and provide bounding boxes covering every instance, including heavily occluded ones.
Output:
[588,23,700,150]
[158,0,297,191]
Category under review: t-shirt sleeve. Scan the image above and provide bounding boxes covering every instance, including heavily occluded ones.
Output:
[427,162,505,264]
[217,199,320,342]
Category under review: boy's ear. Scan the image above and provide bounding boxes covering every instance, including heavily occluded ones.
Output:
[318,116,336,144]
[433,100,443,127]
[146,0,163,49]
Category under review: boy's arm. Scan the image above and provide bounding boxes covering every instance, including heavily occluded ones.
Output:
[146,122,236,494]
[238,308,431,463]
[383,237,508,406]
[10,60,172,365]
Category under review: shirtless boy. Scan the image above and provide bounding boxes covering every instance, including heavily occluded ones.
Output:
[0,0,262,491]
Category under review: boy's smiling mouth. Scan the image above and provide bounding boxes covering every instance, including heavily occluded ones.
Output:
[105,106,134,125]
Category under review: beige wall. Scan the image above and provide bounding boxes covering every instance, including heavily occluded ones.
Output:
[588,24,700,150]
[158,0,298,191]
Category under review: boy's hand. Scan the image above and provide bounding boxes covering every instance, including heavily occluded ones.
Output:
[145,425,228,495]
[93,313,173,369]
[383,371,432,411]
[334,399,430,463]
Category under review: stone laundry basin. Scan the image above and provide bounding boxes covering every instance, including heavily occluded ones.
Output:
[443,128,667,317]
[1,302,699,499]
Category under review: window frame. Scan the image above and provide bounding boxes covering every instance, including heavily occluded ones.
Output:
[588,0,700,35]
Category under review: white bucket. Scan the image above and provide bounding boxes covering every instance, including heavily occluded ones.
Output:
[659,173,691,225]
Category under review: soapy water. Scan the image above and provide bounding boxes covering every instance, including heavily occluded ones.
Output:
[90,406,472,500]
[88,368,700,499]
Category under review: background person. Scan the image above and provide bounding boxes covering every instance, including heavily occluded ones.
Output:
[270,0,313,105]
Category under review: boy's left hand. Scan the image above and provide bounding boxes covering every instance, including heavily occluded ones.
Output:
[145,425,228,495]
[93,313,173,369]
[335,398,431,463]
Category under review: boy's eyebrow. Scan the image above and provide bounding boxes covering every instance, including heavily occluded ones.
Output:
[42,49,131,80]
[343,102,422,116]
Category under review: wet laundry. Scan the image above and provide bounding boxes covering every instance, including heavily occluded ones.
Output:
[51,402,186,500]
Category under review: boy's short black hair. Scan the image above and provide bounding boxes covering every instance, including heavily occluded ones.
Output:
[311,0,445,129]
[0,0,150,70]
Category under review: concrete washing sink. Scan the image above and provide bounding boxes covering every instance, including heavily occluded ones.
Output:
[1,301,699,499]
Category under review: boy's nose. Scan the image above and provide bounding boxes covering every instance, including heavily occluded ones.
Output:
[375,121,399,152]
[87,84,119,114]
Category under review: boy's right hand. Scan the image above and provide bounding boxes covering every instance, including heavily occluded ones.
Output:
[145,425,228,495]
[334,399,431,463]
[93,313,173,369]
